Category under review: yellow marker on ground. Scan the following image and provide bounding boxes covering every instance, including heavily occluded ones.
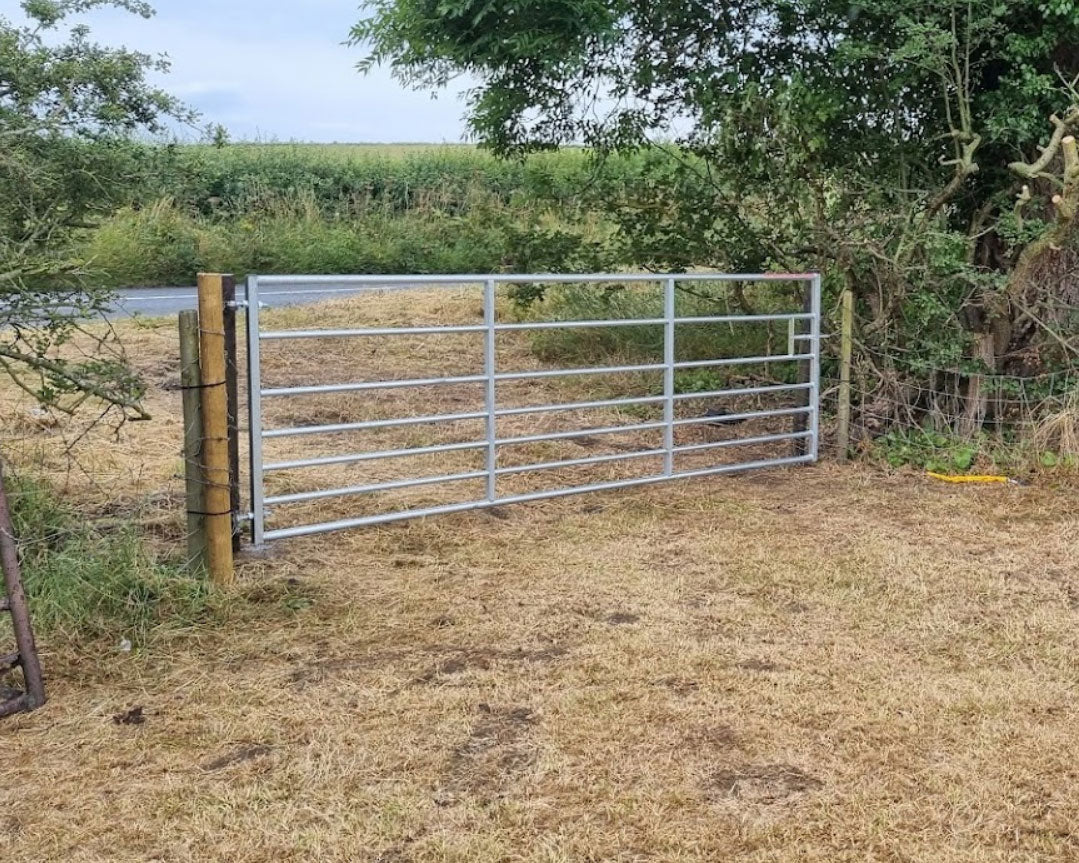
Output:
[927,472,1011,484]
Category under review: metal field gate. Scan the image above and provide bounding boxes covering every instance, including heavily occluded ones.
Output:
[243,273,821,546]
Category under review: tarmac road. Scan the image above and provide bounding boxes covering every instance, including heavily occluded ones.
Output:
[109,284,379,317]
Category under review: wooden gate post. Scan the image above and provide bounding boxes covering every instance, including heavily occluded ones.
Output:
[836,286,855,460]
[179,310,207,571]
[197,274,235,586]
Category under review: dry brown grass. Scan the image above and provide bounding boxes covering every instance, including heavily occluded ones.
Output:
[1032,391,1079,461]
[2,291,1079,862]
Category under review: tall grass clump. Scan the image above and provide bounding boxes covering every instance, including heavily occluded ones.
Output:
[86,198,228,286]
[1031,390,1079,468]
[4,473,213,647]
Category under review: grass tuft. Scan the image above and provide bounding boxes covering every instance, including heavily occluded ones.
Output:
[5,472,214,646]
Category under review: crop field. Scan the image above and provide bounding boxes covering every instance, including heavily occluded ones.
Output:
[2,292,1078,862]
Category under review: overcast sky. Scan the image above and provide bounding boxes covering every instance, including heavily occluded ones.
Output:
[4,0,472,142]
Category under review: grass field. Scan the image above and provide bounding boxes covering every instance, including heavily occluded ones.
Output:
[2,293,1079,862]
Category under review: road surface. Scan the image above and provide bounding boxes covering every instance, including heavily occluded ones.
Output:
[110,285,379,317]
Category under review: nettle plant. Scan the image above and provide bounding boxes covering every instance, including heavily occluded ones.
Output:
[1,0,189,419]
[356,0,1079,437]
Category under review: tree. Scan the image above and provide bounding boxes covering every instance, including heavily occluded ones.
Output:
[1,0,189,419]
[354,1,1079,435]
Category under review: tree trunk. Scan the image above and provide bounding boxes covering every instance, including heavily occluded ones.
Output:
[959,331,997,438]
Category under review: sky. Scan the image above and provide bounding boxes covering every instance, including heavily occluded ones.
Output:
[3,0,472,142]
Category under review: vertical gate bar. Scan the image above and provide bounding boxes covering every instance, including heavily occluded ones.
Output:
[484,278,498,502]
[792,279,813,457]
[663,277,676,476]
[246,275,265,547]
[809,274,823,462]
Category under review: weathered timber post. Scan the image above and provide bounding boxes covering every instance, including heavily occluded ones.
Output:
[196,274,235,586]
[179,310,207,571]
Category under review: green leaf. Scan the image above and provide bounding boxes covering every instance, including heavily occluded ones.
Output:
[953,447,977,471]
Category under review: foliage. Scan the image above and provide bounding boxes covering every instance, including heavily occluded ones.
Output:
[872,428,981,473]
[5,471,213,645]
[83,188,611,285]
[354,0,1079,440]
[0,0,189,418]
[112,142,638,218]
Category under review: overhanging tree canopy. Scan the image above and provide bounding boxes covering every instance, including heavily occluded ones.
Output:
[355,1,1079,433]
[1,0,189,418]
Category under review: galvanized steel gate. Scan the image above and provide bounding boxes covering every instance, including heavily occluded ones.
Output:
[243,273,821,546]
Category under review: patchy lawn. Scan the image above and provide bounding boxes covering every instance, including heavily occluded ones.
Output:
[2,291,1078,862]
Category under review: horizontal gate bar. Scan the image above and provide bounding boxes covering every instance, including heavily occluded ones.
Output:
[497,362,666,382]
[264,439,486,472]
[673,406,811,427]
[264,470,487,506]
[263,384,811,438]
[264,364,667,397]
[255,273,819,287]
[672,382,812,401]
[264,410,487,439]
[260,314,815,341]
[262,454,814,541]
[262,374,486,397]
[675,313,813,325]
[265,406,810,463]
[496,420,667,447]
[264,500,490,540]
[674,353,813,369]
[493,313,811,332]
[496,394,666,417]
[675,431,811,454]
[495,318,665,331]
[262,361,812,399]
[496,448,667,476]
[261,324,486,340]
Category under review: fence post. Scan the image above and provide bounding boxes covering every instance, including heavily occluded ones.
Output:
[221,275,241,553]
[179,310,206,570]
[197,273,235,586]
[836,286,854,460]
